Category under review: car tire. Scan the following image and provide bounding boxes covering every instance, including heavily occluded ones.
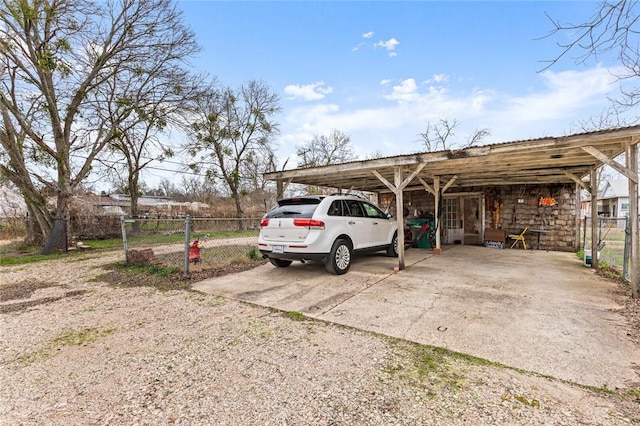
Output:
[325,238,352,275]
[269,258,292,268]
[386,232,398,257]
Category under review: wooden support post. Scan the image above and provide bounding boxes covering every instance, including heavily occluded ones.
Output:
[434,176,441,253]
[575,183,582,252]
[590,169,599,270]
[394,167,406,271]
[627,143,639,298]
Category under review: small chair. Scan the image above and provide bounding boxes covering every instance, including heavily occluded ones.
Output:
[509,228,528,249]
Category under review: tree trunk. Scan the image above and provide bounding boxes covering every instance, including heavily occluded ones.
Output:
[129,175,140,233]
[24,203,51,246]
[41,190,71,254]
[232,190,246,230]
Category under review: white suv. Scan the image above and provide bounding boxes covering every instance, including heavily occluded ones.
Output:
[258,195,398,274]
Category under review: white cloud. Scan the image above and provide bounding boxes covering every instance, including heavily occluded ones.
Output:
[284,81,334,101]
[380,79,392,86]
[385,78,419,102]
[362,31,374,39]
[278,66,629,164]
[424,73,449,84]
[374,38,399,57]
[506,66,619,122]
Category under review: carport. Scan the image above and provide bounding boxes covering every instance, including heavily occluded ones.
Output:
[265,126,640,297]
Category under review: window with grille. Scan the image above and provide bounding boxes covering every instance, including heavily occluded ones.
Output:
[442,198,458,229]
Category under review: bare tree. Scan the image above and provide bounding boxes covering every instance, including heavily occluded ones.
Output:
[99,69,202,219]
[156,178,180,198]
[242,146,278,192]
[177,175,221,204]
[466,127,492,147]
[420,119,457,152]
[0,0,198,251]
[419,119,490,152]
[541,0,640,109]
[366,149,386,160]
[296,130,357,168]
[542,1,640,175]
[572,106,632,206]
[186,80,281,219]
[573,105,630,132]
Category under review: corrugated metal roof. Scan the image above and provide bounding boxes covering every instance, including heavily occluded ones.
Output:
[266,125,640,193]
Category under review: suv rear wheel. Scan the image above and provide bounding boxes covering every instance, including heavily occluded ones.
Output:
[269,258,292,268]
[325,238,352,275]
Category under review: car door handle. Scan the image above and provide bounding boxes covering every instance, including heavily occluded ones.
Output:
[348,221,356,225]
[372,221,379,225]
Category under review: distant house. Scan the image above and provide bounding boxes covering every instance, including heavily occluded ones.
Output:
[598,179,639,218]
[68,194,211,218]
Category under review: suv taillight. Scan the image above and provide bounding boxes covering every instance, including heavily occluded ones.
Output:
[293,219,325,229]
[260,218,270,227]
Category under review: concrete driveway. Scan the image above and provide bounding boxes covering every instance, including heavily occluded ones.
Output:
[193,245,640,389]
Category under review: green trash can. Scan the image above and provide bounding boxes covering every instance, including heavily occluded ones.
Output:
[407,218,435,249]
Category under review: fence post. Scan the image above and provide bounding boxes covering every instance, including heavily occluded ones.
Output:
[624,216,630,282]
[184,215,191,276]
[121,216,129,264]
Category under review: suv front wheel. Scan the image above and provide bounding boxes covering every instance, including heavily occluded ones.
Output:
[325,238,352,275]
[386,232,398,257]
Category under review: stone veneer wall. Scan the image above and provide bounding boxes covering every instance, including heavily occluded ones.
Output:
[487,184,577,252]
[399,183,578,252]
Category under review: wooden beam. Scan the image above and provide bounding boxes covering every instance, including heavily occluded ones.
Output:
[564,171,590,191]
[418,175,457,195]
[418,177,435,196]
[582,146,638,183]
[344,186,356,195]
[399,163,427,190]
[373,165,427,271]
[442,175,458,193]
[371,169,395,193]
[373,164,427,192]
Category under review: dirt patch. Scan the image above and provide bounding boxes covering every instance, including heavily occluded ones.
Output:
[0,290,87,314]
[610,281,640,344]
[0,280,60,302]
[0,277,90,314]
[95,258,267,292]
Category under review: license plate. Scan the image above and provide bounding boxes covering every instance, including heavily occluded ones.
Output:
[272,245,284,254]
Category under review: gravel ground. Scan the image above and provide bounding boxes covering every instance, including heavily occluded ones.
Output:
[1,247,639,425]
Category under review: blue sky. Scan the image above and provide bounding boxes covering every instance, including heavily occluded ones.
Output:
[171,1,633,172]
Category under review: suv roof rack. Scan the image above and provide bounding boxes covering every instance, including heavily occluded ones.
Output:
[329,192,366,199]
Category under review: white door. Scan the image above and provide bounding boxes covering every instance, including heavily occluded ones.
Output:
[361,201,393,246]
[343,199,370,249]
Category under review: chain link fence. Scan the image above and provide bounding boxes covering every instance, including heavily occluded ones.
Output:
[120,216,263,275]
[581,216,633,281]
